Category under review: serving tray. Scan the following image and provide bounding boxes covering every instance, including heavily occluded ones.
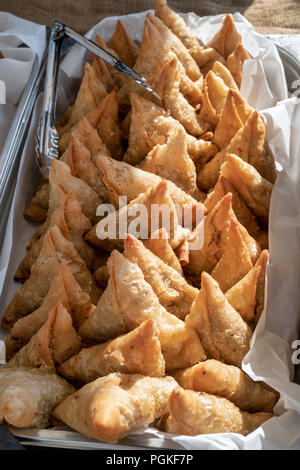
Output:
[2,42,299,450]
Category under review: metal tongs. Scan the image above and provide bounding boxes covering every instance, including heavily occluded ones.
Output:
[36,20,159,177]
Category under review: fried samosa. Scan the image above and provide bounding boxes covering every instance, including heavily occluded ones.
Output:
[8,302,81,370]
[10,261,93,346]
[208,14,242,59]
[186,272,252,367]
[144,228,183,274]
[171,360,277,412]
[220,153,273,217]
[154,0,223,70]
[108,19,139,67]
[0,367,75,428]
[158,388,272,436]
[198,111,277,190]
[124,235,198,320]
[123,93,216,165]
[54,373,177,443]
[78,251,206,370]
[226,43,250,88]
[58,319,165,384]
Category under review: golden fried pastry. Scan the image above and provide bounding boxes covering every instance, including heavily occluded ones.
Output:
[124,235,198,320]
[59,91,122,158]
[0,367,75,428]
[226,43,250,88]
[23,179,50,223]
[128,18,202,106]
[204,175,259,237]
[155,57,207,137]
[79,250,206,370]
[198,111,277,190]
[144,228,183,274]
[185,193,260,280]
[92,55,116,93]
[108,19,139,67]
[199,70,229,129]
[213,89,253,149]
[171,360,277,412]
[124,93,216,165]
[59,319,165,384]
[54,373,177,443]
[154,0,223,70]
[225,252,268,323]
[158,388,272,436]
[211,217,254,291]
[139,127,201,199]
[147,13,201,81]
[10,261,93,346]
[220,154,274,217]
[15,193,94,281]
[62,135,110,201]
[2,225,101,330]
[211,60,239,91]
[7,302,81,370]
[186,272,252,367]
[208,14,242,59]
[49,160,101,224]
[97,154,205,211]
[85,181,187,252]
[60,62,107,136]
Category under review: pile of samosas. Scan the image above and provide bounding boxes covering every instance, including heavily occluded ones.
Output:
[0,0,278,444]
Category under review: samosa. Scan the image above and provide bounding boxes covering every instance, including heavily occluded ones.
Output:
[186,272,253,367]
[108,19,139,67]
[58,319,165,384]
[78,251,206,371]
[198,112,277,190]
[0,367,74,429]
[138,127,202,199]
[7,302,81,370]
[54,373,177,443]
[208,14,242,59]
[220,153,273,217]
[124,235,198,320]
[158,388,272,436]
[171,360,277,413]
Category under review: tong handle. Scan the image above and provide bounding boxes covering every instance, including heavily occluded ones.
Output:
[58,21,151,87]
[36,21,62,175]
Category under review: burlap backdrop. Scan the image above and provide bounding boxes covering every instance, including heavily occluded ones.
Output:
[0,0,299,34]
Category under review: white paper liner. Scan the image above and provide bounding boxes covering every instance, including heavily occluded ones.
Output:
[0,12,46,151]
[0,11,299,450]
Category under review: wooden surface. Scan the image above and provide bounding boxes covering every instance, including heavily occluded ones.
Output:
[0,0,299,34]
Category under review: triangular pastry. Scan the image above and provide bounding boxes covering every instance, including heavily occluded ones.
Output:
[226,43,250,88]
[108,19,139,67]
[138,127,201,199]
[7,302,81,370]
[53,373,177,443]
[208,14,242,59]
[186,271,253,367]
[0,367,74,429]
[221,153,273,216]
[158,388,272,436]
[78,250,206,370]
[171,359,277,412]
[124,235,198,320]
[144,228,183,274]
[58,319,165,384]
